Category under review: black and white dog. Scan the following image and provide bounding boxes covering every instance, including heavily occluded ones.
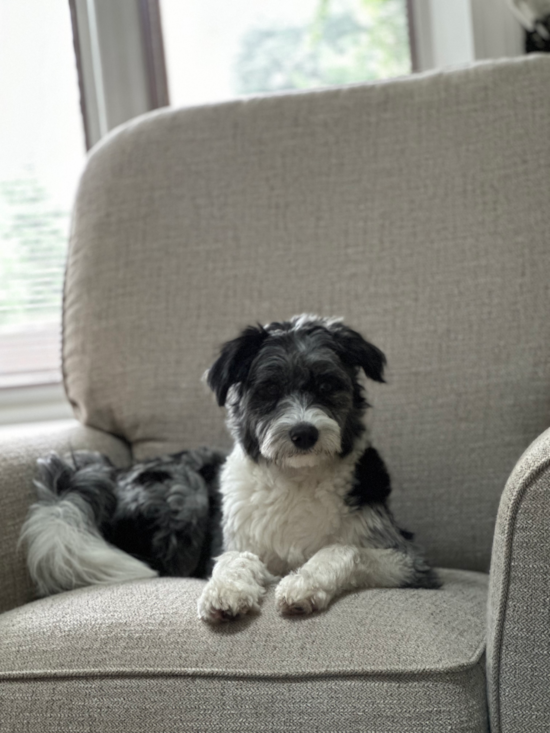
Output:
[21,315,439,619]
[197,315,439,621]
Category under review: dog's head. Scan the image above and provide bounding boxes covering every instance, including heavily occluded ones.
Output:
[207,315,386,467]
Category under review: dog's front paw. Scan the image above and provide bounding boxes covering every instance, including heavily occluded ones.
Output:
[198,579,262,624]
[275,574,329,616]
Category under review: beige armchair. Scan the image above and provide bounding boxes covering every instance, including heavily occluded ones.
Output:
[1,55,549,732]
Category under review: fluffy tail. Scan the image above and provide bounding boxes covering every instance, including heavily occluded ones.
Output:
[20,452,158,596]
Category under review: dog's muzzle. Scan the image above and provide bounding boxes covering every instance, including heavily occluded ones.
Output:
[258,402,342,466]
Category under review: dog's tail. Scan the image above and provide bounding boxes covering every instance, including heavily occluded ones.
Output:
[20,452,158,596]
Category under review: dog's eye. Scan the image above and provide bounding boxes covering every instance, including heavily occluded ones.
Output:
[317,378,341,394]
[259,382,280,400]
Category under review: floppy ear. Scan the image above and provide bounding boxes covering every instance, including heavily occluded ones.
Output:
[207,325,269,406]
[329,325,386,383]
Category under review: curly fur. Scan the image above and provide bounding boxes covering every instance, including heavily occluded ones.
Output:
[20,448,225,596]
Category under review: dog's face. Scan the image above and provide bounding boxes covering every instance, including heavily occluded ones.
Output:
[207,315,386,467]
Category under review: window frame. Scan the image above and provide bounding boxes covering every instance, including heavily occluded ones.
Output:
[408,0,523,72]
[69,0,169,150]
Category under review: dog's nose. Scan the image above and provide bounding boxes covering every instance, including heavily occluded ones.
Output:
[289,423,319,450]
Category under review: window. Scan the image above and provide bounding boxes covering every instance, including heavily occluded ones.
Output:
[0,0,86,388]
[161,0,411,107]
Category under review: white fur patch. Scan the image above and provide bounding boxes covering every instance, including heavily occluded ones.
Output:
[259,399,341,466]
[218,435,380,577]
[197,428,421,621]
[197,550,278,622]
[275,545,412,615]
[20,499,157,596]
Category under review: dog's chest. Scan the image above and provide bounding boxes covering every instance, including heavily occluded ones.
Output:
[220,448,359,575]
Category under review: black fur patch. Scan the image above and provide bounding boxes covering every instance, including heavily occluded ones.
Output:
[134,469,172,485]
[36,452,117,532]
[207,325,269,406]
[327,324,386,383]
[399,527,414,541]
[109,449,226,578]
[345,446,392,509]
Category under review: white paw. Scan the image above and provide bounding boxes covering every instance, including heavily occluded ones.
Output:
[275,574,329,616]
[198,578,263,623]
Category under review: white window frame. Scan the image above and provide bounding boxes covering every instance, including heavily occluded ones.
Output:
[0,383,74,427]
[71,0,169,149]
[409,0,524,72]
[0,0,526,426]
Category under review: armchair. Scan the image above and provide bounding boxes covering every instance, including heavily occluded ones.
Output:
[1,55,549,732]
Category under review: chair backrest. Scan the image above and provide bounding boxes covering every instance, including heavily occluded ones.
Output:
[64,56,550,572]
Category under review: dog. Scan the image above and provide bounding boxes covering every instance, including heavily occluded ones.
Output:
[197,315,439,622]
[20,315,439,616]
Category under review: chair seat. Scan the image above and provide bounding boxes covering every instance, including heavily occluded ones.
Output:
[0,568,488,732]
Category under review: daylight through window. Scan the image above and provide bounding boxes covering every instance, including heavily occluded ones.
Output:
[0,0,86,388]
[161,0,411,107]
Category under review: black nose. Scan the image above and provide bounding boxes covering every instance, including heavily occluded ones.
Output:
[289,423,319,450]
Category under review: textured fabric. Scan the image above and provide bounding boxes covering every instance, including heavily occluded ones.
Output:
[64,56,550,573]
[487,427,550,733]
[0,568,486,678]
[0,423,132,614]
[0,569,488,731]
[0,670,488,733]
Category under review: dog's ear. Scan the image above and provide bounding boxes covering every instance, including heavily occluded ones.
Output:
[207,325,269,406]
[329,324,386,383]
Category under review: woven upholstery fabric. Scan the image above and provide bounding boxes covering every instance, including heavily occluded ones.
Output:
[0,423,132,614]
[0,569,488,731]
[64,56,550,573]
[487,427,550,733]
[0,671,487,733]
[0,569,485,677]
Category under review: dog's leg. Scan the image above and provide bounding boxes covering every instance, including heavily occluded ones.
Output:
[275,544,416,615]
[198,551,277,623]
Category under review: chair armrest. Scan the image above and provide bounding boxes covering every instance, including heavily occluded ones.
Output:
[0,421,132,614]
[487,426,550,733]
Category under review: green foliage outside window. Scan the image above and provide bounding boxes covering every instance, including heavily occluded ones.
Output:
[235,0,409,94]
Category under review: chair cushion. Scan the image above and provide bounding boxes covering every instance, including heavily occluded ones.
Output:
[0,568,488,732]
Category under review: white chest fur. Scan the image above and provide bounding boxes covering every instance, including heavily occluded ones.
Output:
[220,444,369,576]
